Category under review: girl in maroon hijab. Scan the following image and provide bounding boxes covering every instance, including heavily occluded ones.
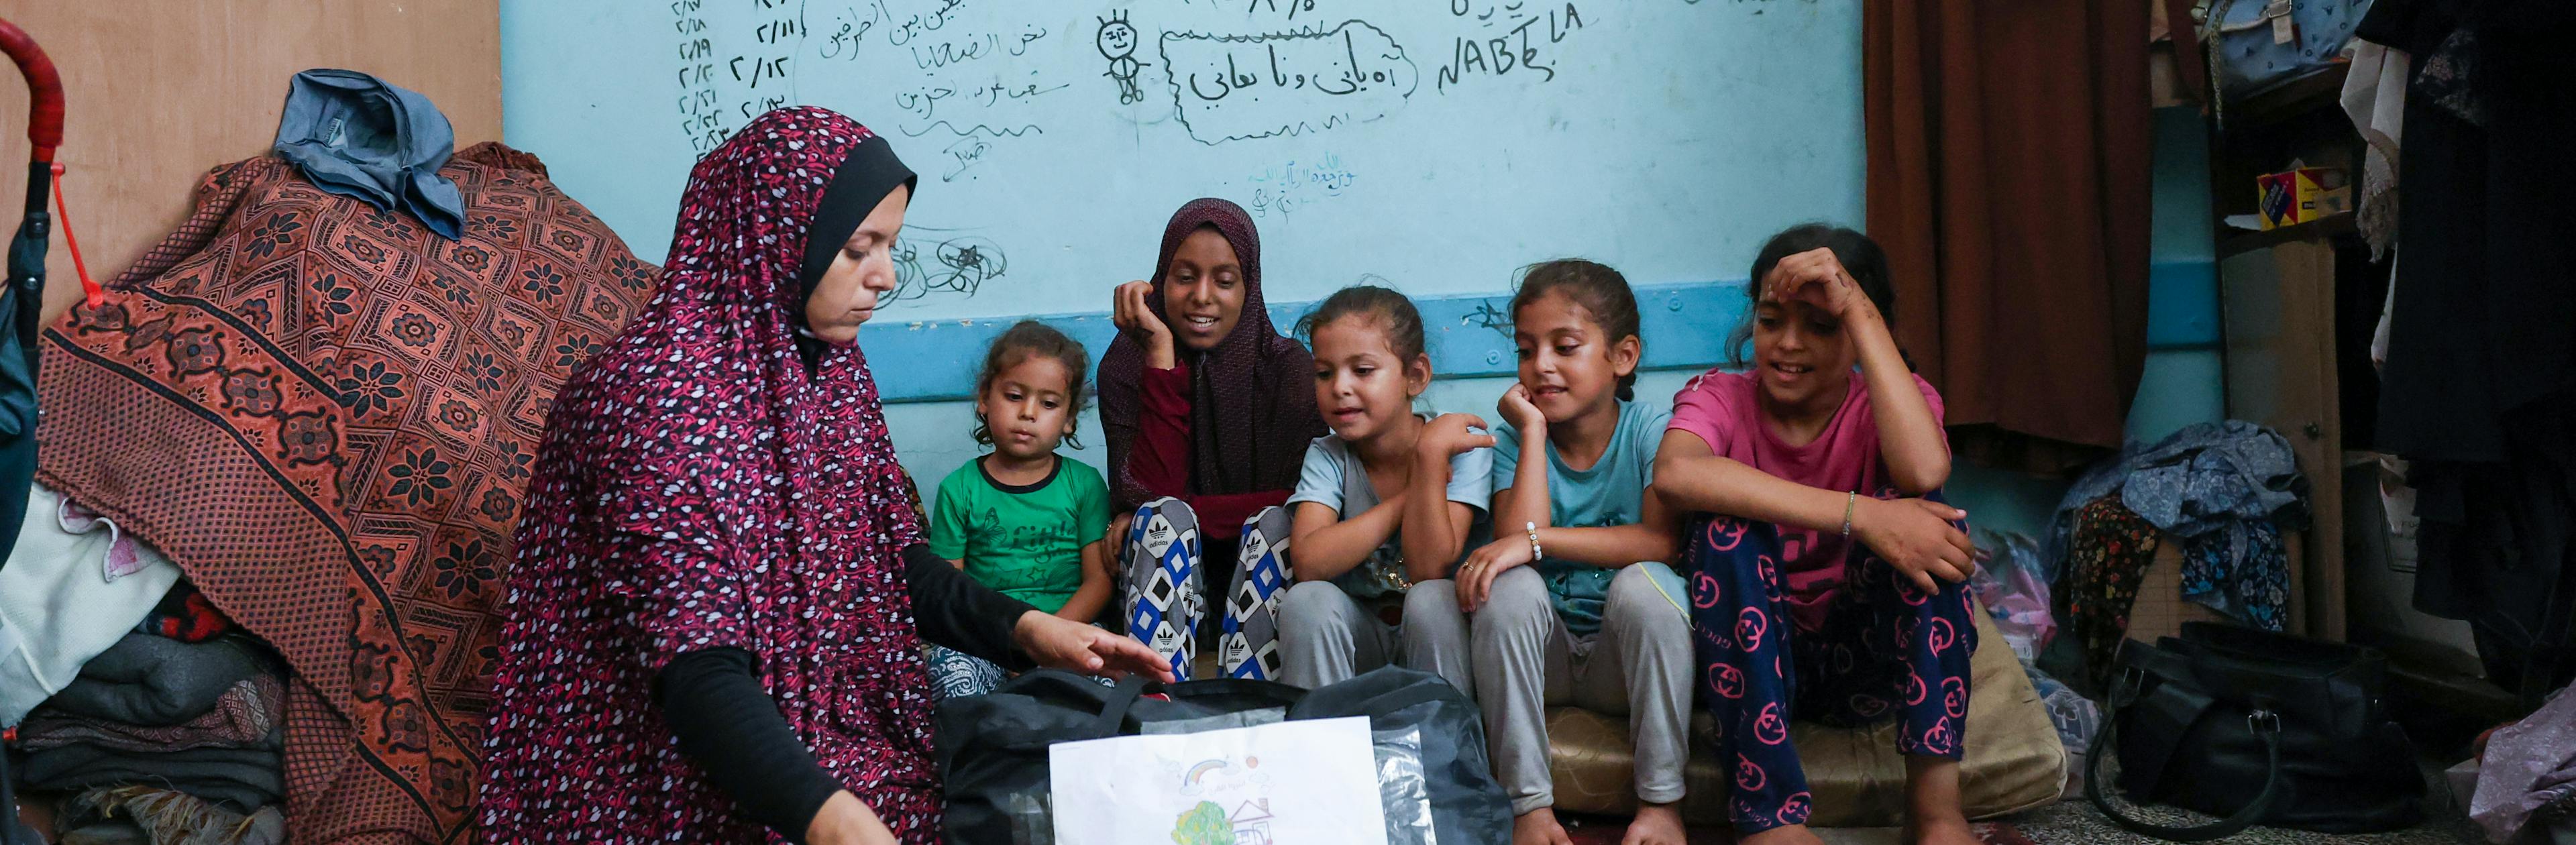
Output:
[1099,199,1327,681]
[478,107,1165,844]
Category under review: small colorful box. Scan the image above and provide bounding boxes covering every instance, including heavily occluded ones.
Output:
[2257,167,2352,230]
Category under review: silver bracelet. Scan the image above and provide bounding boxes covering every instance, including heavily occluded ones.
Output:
[1841,490,1857,540]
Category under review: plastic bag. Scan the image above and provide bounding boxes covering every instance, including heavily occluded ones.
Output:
[1972,530,2057,662]
[2028,668,2102,753]
[1373,727,1437,845]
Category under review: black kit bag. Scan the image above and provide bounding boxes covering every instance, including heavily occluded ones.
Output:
[937,665,1510,844]
[2086,622,2426,840]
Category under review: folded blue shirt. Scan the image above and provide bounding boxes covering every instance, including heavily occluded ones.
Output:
[272,69,463,239]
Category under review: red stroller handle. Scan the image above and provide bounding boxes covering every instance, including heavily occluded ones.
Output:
[0,17,66,162]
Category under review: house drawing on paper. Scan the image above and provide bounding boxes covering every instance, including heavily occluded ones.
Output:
[1230,799,1275,845]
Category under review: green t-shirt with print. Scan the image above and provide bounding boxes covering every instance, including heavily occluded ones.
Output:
[926,455,1110,615]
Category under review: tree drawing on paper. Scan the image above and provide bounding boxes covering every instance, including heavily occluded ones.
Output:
[1171,800,1236,845]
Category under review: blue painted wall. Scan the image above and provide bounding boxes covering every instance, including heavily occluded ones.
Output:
[497,0,1868,488]
[495,1,2222,541]
[499,0,1866,319]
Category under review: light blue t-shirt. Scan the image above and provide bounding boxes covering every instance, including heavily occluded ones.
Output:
[1287,422,1495,600]
[1491,400,1671,635]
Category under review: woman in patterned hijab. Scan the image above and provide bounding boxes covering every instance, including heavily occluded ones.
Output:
[478,107,1165,844]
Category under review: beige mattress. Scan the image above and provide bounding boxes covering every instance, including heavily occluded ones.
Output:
[1544,605,2069,826]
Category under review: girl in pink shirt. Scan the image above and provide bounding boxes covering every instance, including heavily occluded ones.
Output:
[1652,225,1978,845]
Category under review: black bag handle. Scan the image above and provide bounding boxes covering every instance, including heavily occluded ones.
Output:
[2086,683,2289,842]
[1088,674,1156,738]
[1083,675,1305,738]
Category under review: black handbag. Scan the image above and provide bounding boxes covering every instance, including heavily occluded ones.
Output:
[2086,622,2425,841]
[936,666,1511,845]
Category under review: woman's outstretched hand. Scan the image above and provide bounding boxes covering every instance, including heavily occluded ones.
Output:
[1012,610,1176,683]
[807,791,897,845]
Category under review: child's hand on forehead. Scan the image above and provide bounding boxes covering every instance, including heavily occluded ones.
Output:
[1762,247,1877,323]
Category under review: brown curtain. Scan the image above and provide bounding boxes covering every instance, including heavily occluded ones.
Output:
[1865,0,2155,472]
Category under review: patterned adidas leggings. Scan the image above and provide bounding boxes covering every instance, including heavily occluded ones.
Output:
[1687,507,1978,834]
[1120,500,1293,681]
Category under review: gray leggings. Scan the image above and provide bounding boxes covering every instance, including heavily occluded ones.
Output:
[1275,579,1474,696]
[1409,564,1697,815]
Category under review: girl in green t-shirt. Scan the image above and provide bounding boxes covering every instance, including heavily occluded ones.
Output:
[924,322,1113,699]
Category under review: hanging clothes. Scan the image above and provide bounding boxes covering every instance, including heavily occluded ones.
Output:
[2341,40,2410,260]
[2361,0,2576,697]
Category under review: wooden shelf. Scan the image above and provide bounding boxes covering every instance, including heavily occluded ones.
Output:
[2223,61,2352,135]
[2220,213,2359,258]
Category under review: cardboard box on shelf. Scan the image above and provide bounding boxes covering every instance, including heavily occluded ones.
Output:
[2257,166,2353,229]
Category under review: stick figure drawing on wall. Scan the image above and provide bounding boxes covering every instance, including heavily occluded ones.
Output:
[1097,11,1147,105]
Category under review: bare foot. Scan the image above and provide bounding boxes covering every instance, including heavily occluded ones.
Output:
[1905,756,1977,845]
[1513,807,1575,845]
[1621,802,1688,845]
[1909,811,1980,845]
[1740,824,1827,845]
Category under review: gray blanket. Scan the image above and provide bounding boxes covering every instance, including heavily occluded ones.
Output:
[19,740,284,811]
[45,635,268,727]
[19,675,282,753]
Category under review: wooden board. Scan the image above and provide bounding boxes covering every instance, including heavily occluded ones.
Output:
[0,1,500,322]
[2220,239,2347,640]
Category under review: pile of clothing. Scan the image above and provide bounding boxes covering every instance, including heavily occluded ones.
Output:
[2048,420,2310,681]
[11,584,286,845]
[18,68,657,844]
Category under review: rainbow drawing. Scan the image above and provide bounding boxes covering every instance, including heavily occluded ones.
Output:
[1181,759,1229,787]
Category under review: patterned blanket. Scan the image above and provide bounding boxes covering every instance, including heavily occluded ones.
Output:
[37,144,657,842]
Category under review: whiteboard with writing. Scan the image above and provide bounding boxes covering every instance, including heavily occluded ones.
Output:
[499,0,1860,320]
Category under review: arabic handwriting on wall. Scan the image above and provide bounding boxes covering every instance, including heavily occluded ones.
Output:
[1244,152,1360,219]
[1160,21,1419,145]
[896,74,1067,123]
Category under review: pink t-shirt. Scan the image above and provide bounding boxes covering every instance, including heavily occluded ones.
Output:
[1666,368,1945,632]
